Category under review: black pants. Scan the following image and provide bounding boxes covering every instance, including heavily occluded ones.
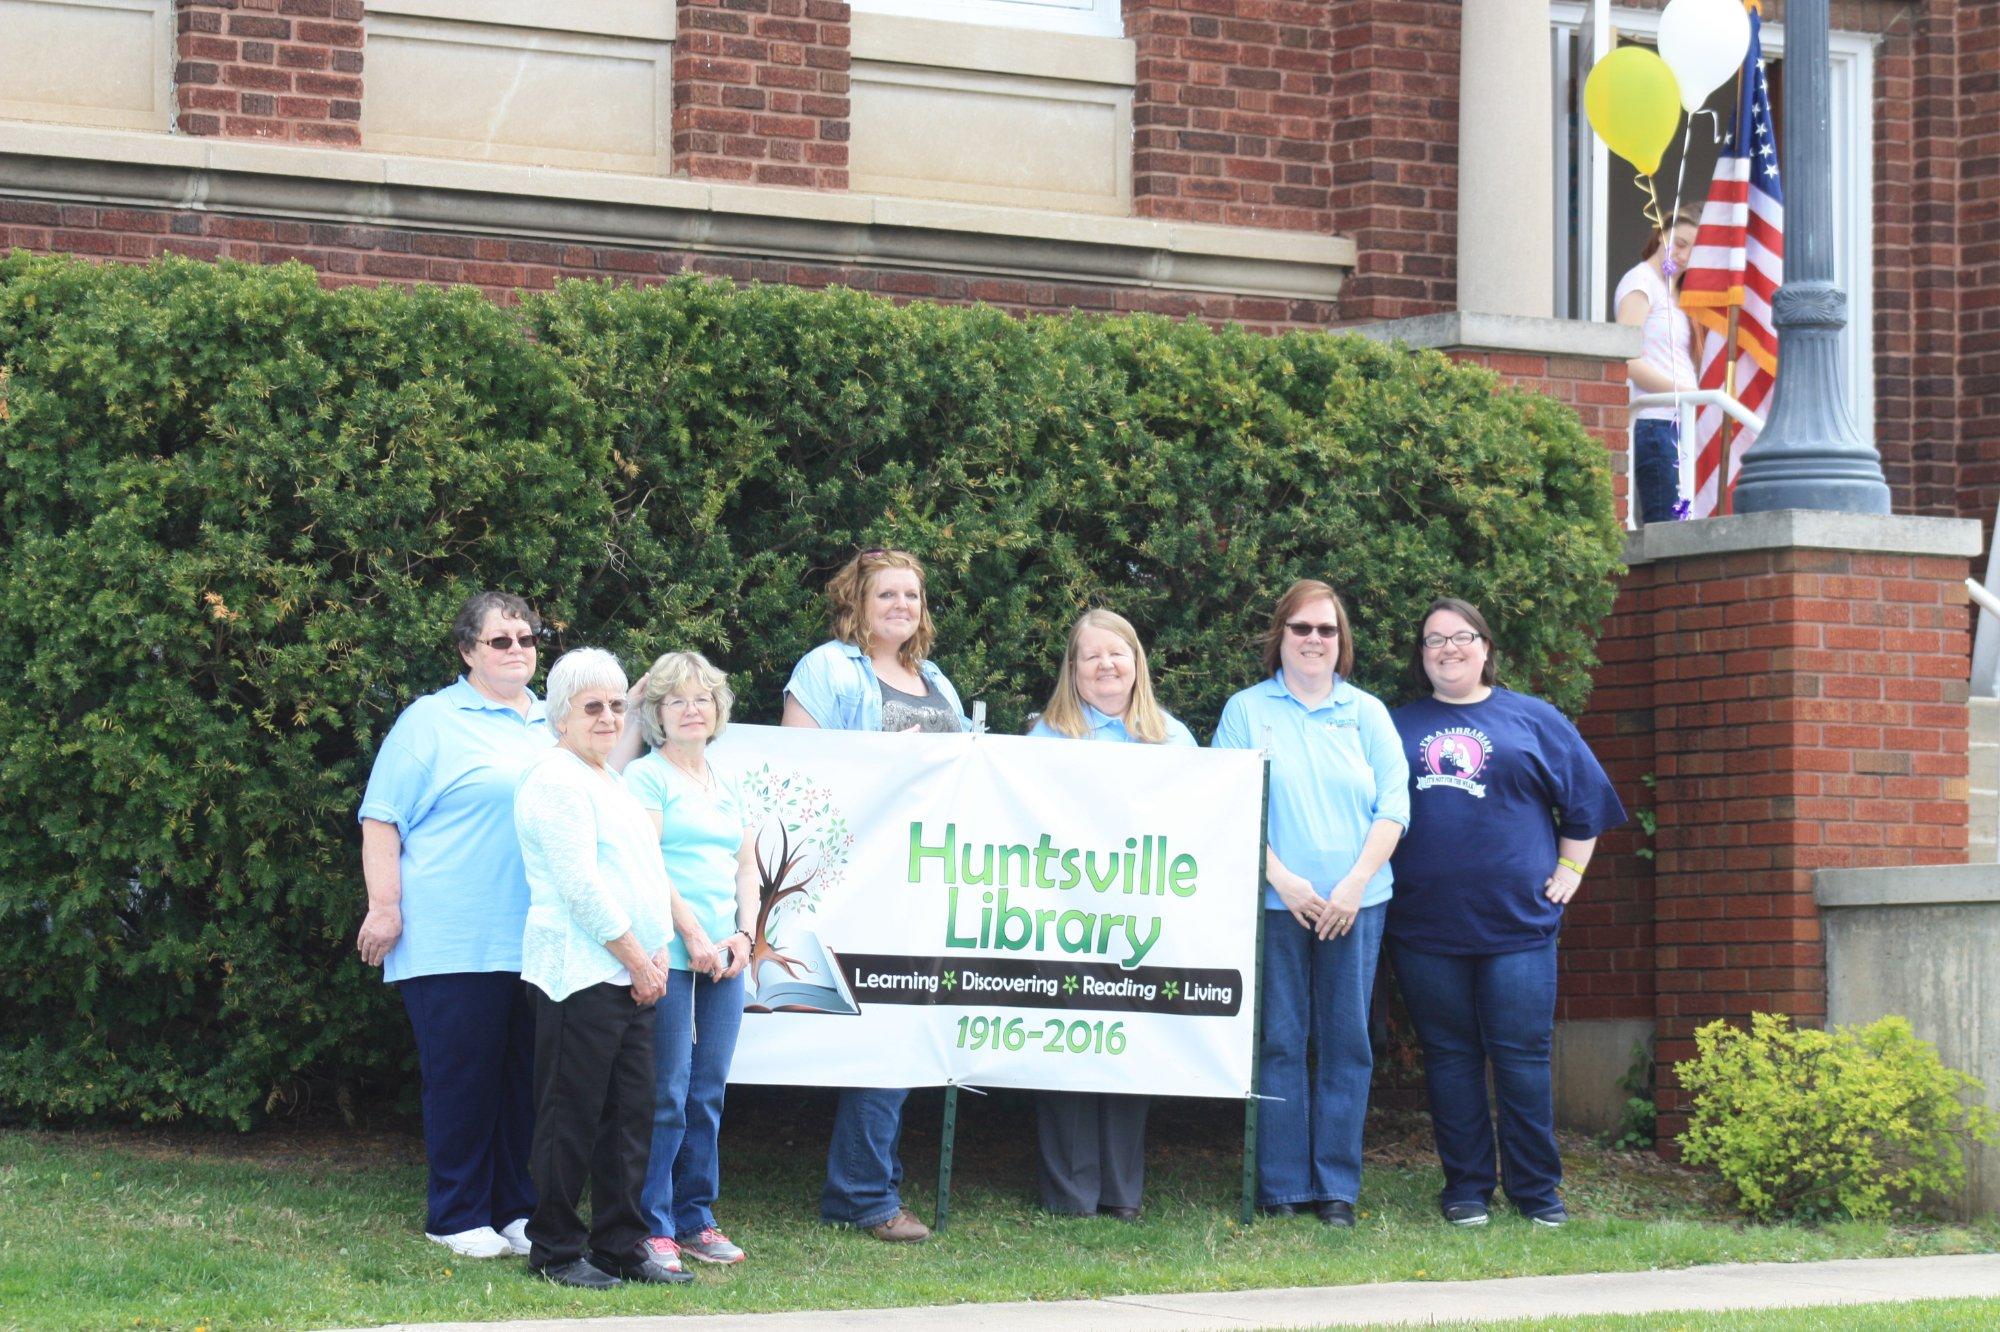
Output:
[526,981,656,1272]
[1035,1092,1149,1213]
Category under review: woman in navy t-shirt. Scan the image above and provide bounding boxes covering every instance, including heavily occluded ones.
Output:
[1388,598,1625,1230]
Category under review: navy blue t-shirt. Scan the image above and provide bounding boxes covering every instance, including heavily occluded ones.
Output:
[1388,687,1626,954]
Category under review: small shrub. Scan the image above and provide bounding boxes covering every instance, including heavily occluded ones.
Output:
[1676,1012,2000,1221]
[1608,1038,1657,1152]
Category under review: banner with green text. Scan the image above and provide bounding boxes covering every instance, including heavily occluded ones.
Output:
[707,724,1264,1097]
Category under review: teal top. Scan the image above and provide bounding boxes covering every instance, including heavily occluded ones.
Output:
[1029,701,1197,747]
[625,751,749,971]
[1211,671,1411,913]
[356,676,552,983]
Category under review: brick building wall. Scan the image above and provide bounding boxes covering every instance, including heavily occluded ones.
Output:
[174,0,363,146]
[1961,2,2000,530]
[1123,0,1335,233]
[673,0,851,189]
[1326,1,1460,322]
[1572,535,1973,1141]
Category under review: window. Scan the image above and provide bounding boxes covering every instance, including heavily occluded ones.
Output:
[1549,2,1875,439]
[851,0,1123,40]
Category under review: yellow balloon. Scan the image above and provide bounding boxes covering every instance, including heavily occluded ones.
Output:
[1585,46,1683,176]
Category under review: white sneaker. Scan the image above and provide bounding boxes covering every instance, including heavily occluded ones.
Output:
[499,1218,531,1256]
[425,1226,510,1258]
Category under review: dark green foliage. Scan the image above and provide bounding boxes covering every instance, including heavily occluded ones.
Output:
[0,255,1623,1125]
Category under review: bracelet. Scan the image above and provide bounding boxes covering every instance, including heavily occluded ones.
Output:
[1556,856,1587,877]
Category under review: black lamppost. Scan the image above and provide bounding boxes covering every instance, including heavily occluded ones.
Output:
[1731,0,1890,515]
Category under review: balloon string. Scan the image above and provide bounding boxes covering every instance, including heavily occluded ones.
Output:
[1633,171,1667,239]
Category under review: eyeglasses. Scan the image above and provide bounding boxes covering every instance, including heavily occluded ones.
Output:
[480,634,539,651]
[1284,621,1340,639]
[662,695,716,712]
[579,699,627,717]
[1422,631,1484,649]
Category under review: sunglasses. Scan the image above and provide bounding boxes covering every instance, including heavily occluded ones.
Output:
[579,699,627,717]
[480,634,540,651]
[1284,621,1340,639]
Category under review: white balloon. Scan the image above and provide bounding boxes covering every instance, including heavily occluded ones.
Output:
[1658,0,1752,114]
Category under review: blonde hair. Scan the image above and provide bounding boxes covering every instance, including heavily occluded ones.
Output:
[826,549,935,673]
[1260,579,1356,679]
[639,650,734,749]
[1039,609,1172,744]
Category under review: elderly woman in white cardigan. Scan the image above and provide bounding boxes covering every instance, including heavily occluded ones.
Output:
[514,647,688,1291]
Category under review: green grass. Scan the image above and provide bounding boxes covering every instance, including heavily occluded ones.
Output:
[1,1092,1993,1332]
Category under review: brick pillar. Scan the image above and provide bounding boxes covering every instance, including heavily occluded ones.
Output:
[1618,515,1980,1148]
[1326,1,1460,321]
[1122,0,1333,231]
[174,1,363,146]
[1959,2,2000,529]
[673,0,850,189]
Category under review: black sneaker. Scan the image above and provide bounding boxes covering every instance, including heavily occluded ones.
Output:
[1442,1201,1490,1227]
[597,1251,694,1285]
[534,1258,620,1289]
[1527,1204,1569,1229]
[1317,1200,1356,1228]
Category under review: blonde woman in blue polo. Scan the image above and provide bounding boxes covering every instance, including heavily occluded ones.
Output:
[1211,579,1409,1227]
[1028,608,1194,1220]
[781,548,969,1244]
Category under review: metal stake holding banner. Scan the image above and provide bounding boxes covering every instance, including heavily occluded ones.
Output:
[934,698,987,1234]
[936,1083,959,1232]
[1240,740,1273,1225]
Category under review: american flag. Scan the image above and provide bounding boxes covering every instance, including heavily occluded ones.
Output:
[1678,0,1783,517]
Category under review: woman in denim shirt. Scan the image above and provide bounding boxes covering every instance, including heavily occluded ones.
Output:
[782,548,968,1242]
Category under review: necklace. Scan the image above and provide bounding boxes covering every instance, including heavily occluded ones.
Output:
[665,751,713,792]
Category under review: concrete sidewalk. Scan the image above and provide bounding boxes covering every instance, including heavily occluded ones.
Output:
[328,1252,2000,1331]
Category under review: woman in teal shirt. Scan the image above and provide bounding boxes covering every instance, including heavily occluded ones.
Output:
[625,651,760,1275]
[1211,579,1409,1227]
[1029,609,1194,1219]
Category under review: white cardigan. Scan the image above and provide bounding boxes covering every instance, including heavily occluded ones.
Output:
[514,748,674,1001]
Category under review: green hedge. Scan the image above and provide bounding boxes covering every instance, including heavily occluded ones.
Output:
[0,254,1624,1125]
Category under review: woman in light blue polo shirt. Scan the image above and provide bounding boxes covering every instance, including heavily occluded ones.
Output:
[357,590,554,1260]
[626,650,760,1274]
[1028,608,1194,1221]
[781,547,969,1244]
[1211,579,1409,1227]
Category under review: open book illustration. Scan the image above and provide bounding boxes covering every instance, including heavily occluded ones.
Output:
[743,821,859,1015]
[745,926,858,1015]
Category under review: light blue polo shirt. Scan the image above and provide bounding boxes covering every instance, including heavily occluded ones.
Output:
[1211,671,1411,913]
[1029,701,1197,747]
[625,751,750,971]
[783,638,970,733]
[357,677,553,983]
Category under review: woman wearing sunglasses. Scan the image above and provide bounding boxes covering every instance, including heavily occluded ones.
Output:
[1387,599,1624,1230]
[356,590,555,1261]
[513,648,685,1289]
[781,547,970,1244]
[1211,579,1409,1227]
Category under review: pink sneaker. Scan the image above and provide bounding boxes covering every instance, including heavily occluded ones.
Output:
[677,1225,746,1264]
[644,1235,688,1273]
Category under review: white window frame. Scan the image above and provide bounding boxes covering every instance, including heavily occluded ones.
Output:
[851,0,1122,39]
[1550,2,1876,442]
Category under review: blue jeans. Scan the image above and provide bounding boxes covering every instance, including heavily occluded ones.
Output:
[1388,936,1562,1215]
[641,967,745,1239]
[1257,903,1386,1207]
[1633,417,1683,523]
[400,971,537,1237]
[821,1087,909,1226]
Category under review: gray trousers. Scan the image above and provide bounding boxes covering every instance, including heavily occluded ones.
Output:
[1034,1091,1149,1213]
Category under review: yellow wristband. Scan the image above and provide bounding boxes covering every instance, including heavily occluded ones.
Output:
[1557,856,1586,877]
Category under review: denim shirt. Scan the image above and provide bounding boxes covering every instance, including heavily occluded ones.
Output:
[783,638,970,733]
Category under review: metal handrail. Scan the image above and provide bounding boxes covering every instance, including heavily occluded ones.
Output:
[1629,389,1767,435]
[1966,578,2000,624]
